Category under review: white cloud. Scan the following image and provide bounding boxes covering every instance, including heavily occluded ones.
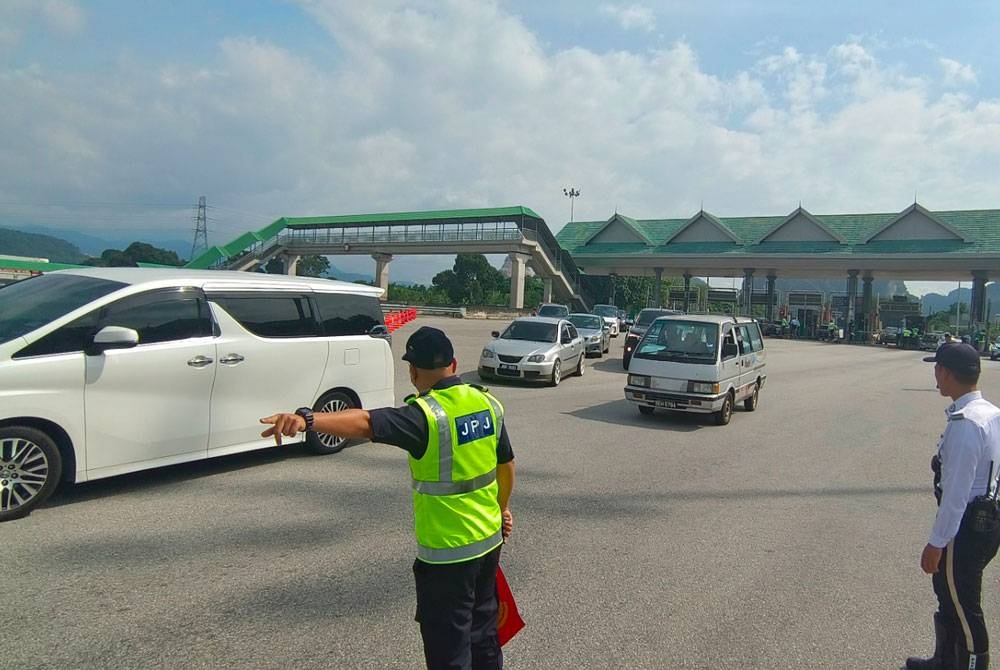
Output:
[599,3,656,32]
[2,0,1000,283]
[939,57,977,87]
[41,0,86,34]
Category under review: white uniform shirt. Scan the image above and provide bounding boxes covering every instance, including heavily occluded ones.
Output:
[930,391,1000,548]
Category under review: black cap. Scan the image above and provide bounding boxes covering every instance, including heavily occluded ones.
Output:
[401,326,455,370]
[923,342,981,375]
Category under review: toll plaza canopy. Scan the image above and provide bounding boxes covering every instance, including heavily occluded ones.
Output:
[555,202,1000,326]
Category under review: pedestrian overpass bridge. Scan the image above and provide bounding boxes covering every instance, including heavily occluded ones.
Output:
[187,206,588,310]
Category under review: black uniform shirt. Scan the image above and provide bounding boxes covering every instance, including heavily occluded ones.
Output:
[369,376,514,463]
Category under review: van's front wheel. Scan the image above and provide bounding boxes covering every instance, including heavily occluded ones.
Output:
[714,393,734,426]
[744,383,760,411]
[0,426,62,522]
[306,390,356,454]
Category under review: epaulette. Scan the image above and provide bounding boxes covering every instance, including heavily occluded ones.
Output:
[468,382,490,393]
[948,411,966,421]
[403,393,419,404]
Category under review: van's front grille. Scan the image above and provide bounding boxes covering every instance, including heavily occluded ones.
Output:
[498,354,522,363]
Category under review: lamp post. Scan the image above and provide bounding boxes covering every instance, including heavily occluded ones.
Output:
[563,187,580,222]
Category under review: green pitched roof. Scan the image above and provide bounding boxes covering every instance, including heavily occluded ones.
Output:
[557,207,1000,256]
[0,258,87,272]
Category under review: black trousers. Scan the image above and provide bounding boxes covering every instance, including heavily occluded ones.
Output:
[413,545,503,670]
[933,507,1000,654]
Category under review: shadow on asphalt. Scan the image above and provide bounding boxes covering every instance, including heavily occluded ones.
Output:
[567,399,705,432]
[589,358,628,374]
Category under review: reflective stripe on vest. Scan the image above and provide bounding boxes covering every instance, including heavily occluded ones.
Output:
[416,529,504,564]
[413,470,497,496]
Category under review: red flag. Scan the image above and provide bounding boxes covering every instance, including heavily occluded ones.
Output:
[496,566,524,646]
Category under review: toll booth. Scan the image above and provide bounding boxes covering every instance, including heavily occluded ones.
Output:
[786,291,824,338]
[879,295,922,330]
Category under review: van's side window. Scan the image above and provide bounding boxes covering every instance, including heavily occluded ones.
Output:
[210,294,320,338]
[313,293,384,337]
[748,324,764,351]
[737,325,755,353]
[101,289,214,344]
[14,288,211,357]
[722,327,738,359]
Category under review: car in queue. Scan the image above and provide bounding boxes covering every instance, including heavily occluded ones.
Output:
[568,312,611,357]
[0,268,396,521]
[624,314,767,426]
[591,303,621,337]
[478,316,585,386]
[622,307,683,369]
[536,303,570,318]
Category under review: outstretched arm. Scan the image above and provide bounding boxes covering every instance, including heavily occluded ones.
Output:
[260,409,373,445]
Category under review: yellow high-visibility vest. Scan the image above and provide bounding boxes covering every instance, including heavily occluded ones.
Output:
[406,384,504,564]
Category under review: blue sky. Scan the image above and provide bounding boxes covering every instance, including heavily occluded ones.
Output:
[2,1,999,293]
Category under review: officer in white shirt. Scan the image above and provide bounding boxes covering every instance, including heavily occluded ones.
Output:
[908,343,1000,670]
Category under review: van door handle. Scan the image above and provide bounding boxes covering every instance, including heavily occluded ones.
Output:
[187,355,214,368]
[219,354,245,365]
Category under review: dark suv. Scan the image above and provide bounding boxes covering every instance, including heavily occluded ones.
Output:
[623,308,683,368]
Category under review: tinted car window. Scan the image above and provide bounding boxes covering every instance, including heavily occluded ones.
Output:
[313,293,384,337]
[101,289,213,345]
[636,309,680,327]
[537,304,568,318]
[0,274,125,345]
[593,305,618,318]
[210,294,320,338]
[501,320,557,343]
[568,314,602,330]
[15,288,212,358]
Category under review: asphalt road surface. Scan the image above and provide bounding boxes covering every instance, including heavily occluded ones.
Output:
[7,317,1000,669]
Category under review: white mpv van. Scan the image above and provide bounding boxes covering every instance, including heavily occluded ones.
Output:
[623,314,766,425]
[0,268,395,520]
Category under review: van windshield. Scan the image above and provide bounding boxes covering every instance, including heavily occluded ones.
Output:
[0,274,125,345]
[634,320,719,364]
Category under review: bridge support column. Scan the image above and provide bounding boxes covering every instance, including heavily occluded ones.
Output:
[846,270,859,335]
[542,277,553,303]
[862,275,874,338]
[971,271,989,337]
[508,253,529,309]
[653,267,663,308]
[742,268,755,316]
[766,274,777,321]
[284,254,300,276]
[372,253,392,301]
[683,273,692,313]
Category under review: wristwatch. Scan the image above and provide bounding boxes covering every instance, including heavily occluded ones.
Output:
[294,407,315,432]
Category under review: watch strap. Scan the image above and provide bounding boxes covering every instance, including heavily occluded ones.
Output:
[294,407,314,431]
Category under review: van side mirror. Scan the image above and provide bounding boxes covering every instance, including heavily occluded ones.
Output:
[491,331,500,338]
[87,326,139,355]
[722,342,739,358]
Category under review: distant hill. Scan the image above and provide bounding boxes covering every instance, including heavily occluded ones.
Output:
[5,224,191,261]
[921,285,1000,315]
[0,227,86,263]
[325,263,373,283]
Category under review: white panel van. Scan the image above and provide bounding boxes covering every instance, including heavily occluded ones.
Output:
[0,268,395,520]
[623,315,766,425]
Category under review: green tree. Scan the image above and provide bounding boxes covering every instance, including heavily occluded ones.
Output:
[262,254,329,276]
[83,241,184,267]
[432,253,507,305]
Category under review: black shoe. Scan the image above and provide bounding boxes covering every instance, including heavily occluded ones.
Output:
[955,649,988,670]
[907,614,958,670]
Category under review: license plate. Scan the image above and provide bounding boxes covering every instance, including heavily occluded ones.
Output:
[656,400,675,408]
[498,364,518,375]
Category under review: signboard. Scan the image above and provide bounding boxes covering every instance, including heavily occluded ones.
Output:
[786,291,823,306]
[707,289,738,303]
[750,291,776,306]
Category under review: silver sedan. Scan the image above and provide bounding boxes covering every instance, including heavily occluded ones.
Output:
[568,313,611,357]
[478,317,585,386]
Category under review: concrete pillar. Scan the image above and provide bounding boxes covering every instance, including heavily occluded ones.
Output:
[846,270,859,333]
[372,253,392,301]
[653,267,663,308]
[971,271,988,328]
[508,253,529,309]
[683,273,692,313]
[542,277,553,303]
[862,275,874,337]
[284,254,301,276]
[766,274,777,321]
[742,268,755,316]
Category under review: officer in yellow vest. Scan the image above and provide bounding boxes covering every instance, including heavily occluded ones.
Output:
[261,326,515,670]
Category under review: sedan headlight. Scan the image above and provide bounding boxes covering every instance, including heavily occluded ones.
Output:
[588,335,600,342]
[526,354,546,363]
[481,349,495,359]
[628,374,650,387]
[690,381,720,394]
